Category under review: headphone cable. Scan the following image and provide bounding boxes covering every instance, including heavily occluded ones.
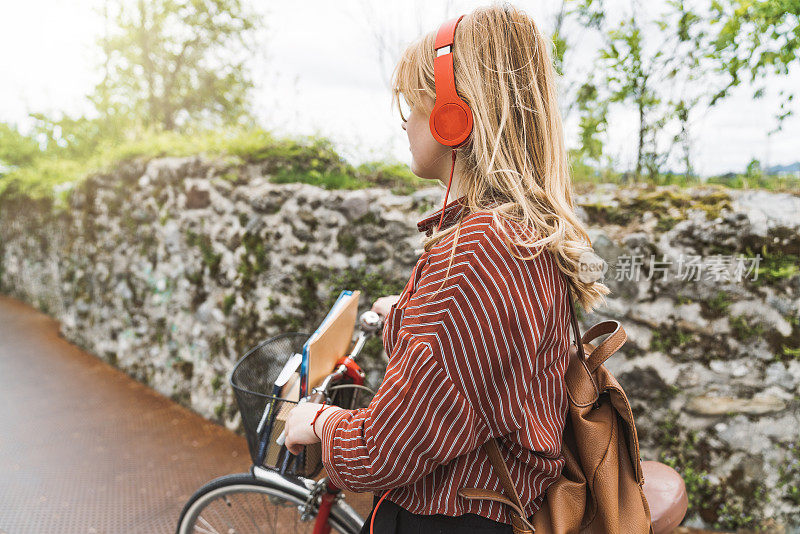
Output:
[370,489,392,534]
[435,149,458,232]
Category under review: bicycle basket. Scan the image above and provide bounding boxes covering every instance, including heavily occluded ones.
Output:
[230,332,324,478]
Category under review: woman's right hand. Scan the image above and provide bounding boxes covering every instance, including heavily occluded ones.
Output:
[371,294,402,318]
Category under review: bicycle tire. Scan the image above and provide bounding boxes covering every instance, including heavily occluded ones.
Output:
[176,471,363,534]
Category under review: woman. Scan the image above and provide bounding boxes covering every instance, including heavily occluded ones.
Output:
[284,3,609,532]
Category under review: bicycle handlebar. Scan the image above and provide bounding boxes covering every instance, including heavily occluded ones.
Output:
[274,310,385,462]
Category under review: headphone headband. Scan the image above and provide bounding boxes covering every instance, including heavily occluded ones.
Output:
[430,15,473,147]
[434,14,462,49]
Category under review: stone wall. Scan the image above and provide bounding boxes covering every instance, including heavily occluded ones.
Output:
[1,155,798,532]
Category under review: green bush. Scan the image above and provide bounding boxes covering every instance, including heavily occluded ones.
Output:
[0,126,429,201]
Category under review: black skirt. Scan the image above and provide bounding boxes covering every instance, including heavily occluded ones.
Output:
[358,494,514,534]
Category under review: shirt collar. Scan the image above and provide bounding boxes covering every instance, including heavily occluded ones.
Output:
[416,194,468,236]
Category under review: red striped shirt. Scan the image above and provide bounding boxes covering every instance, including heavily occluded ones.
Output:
[321,194,571,525]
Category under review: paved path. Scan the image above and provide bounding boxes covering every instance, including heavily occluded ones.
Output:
[0,295,370,533]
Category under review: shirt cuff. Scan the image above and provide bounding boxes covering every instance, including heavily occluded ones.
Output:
[320,408,353,491]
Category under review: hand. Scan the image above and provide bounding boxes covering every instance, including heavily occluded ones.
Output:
[283,402,345,456]
[371,294,402,317]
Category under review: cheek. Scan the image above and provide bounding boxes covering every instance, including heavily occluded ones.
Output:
[409,120,439,157]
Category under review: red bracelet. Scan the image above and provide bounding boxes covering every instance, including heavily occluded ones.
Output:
[310,404,335,440]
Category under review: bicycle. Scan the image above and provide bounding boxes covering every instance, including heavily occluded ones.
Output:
[176,307,690,534]
[176,310,384,534]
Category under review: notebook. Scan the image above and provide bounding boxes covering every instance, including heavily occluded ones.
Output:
[279,289,361,400]
[268,290,360,475]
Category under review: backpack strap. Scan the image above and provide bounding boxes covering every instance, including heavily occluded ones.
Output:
[564,275,586,363]
[582,320,628,372]
[458,438,535,533]
[562,273,601,407]
[458,487,534,533]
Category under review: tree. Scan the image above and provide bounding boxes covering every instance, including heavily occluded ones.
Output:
[598,12,668,181]
[92,0,264,133]
[0,122,41,169]
[27,112,124,160]
[569,0,714,182]
[705,0,800,132]
[553,0,603,124]
[657,0,707,182]
[573,77,610,165]
[744,157,764,187]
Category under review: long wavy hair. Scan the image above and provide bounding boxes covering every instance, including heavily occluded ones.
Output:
[390,1,609,313]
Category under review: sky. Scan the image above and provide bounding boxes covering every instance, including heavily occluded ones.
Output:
[0,0,798,176]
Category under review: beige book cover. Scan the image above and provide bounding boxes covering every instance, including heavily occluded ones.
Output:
[305,289,360,394]
[267,291,360,471]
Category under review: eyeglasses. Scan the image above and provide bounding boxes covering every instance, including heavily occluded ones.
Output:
[397,92,412,122]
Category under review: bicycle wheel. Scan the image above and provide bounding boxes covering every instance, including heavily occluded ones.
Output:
[176,470,363,534]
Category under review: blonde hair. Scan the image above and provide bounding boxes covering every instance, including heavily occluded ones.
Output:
[390,1,609,313]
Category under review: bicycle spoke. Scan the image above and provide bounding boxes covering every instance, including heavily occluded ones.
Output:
[194,516,220,534]
[238,491,264,534]
[201,491,307,532]
[177,475,354,534]
[262,493,278,531]
[208,505,235,533]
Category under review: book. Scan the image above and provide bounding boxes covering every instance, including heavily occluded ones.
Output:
[268,290,360,475]
[277,291,359,401]
[300,289,361,398]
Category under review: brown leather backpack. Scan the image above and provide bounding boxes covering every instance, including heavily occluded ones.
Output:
[459,275,653,534]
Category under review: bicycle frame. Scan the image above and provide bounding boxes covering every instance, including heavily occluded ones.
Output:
[250,465,364,533]
[254,311,381,533]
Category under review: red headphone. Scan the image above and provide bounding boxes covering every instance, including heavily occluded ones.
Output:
[430,15,473,146]
[429,15,473,232]
[370,19,473,532]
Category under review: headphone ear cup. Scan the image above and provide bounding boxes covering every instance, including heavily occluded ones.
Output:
[429,100,473,147]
